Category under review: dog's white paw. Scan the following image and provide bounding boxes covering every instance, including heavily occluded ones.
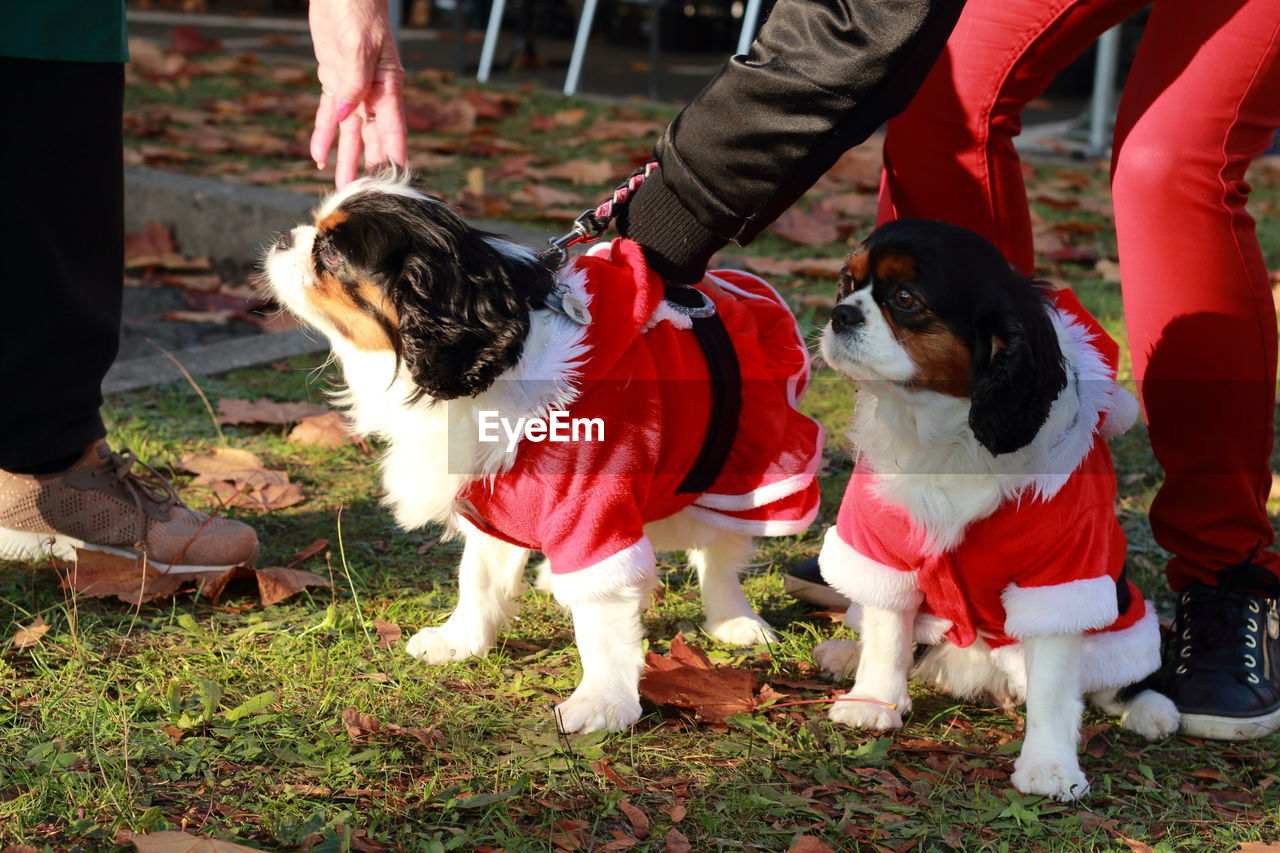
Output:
[704,614,777,646]
[1011,756,1090,801]
[405,627,484,664]
[1121,690,1181,741]
[554,685,641,733]
[813,639,860,680]
[828,692,906,731]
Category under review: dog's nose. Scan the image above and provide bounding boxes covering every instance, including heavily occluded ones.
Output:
[273,230,295,251]
[831,303,865,332]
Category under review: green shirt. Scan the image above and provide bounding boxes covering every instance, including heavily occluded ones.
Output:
[1,1,128,63]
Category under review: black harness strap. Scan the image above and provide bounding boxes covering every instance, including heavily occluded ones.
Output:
[665,286,742,495]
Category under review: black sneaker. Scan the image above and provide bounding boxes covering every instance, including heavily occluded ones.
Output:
[1167,561,1280,740]
[784,555,853,610]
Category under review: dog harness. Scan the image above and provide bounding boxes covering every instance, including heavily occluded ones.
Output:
[458,239,822,598]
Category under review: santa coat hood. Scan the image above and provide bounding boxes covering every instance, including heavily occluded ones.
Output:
[459,239,823,604]
[819,289,1160,692]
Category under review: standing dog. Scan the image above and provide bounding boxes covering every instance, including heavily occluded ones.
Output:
[263,174,822,732]
[814,219,1178,800]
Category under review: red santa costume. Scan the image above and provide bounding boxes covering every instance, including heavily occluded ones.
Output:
[818,289,1161,693]
[457,239,823,605]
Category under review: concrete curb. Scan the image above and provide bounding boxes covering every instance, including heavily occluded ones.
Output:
[113,167,560,393]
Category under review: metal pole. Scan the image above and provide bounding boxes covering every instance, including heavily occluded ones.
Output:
[1088,25,1122,156]
[478,0,507,82]
[736,0,762,56]
[564,0,600,96]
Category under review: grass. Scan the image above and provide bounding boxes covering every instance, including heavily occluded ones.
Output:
[6,39,1280,853]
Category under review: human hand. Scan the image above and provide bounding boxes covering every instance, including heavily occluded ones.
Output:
[309,0,408,187]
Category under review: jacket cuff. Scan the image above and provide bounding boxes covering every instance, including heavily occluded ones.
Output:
[616,167,726,285]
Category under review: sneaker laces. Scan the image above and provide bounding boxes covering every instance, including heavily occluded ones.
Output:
[93,447,184,534]
[1172,559,1280,684]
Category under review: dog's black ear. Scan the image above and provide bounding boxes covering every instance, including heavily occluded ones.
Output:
[968,291,1067,455]
[393,226,553,401]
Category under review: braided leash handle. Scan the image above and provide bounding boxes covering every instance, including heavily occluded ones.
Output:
[538,160,659,269]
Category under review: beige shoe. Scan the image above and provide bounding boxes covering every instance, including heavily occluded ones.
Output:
[0,440,259,573]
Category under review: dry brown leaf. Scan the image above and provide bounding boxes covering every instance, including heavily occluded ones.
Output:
[740,256,846,279]
[639,632,757,722]
[1236,843,1280,852]
[12,616,50,650]
[787,838,836,853]
[374,619,402,650]
[342,706,441,746]
[285,538,330,568]
[818,191,879,219]
[1117,837,1154,853]
[57,550,193,605]
[553,108,588,127]
[288,411,355,449]
[657,802,686,822]
[541,159,617,186]
[618,801,650,840]
[663,828,691,853]
[217,398,329,426]
[512,184,590,209]
[585,117,665,141]
[180,448,306,512]
[118,829,260,853]
[255,567,331,607]
[1095,258,1123,283]
[770,208,840,247]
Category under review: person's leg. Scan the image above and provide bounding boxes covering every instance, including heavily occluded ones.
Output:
[0,58,259,573]
[0,58,123,472]
[877,0,1148,275]
[1110,0,1280,738]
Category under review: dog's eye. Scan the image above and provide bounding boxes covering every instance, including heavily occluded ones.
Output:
[317,241,343,271]
[892,289,920,311]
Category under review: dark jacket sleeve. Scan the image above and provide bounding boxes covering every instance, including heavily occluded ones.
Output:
[618,0,966,283]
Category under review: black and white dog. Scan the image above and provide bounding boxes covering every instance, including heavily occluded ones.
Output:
[262,173,822,732]
[814,219,1178,800]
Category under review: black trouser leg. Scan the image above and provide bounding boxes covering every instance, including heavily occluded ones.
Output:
[0,58,124,471]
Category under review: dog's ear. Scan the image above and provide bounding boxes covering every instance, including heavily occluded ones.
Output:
[968,292,1067,455]
[393,227,552,401]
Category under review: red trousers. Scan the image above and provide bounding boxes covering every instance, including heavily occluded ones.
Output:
[878,0,1280,588]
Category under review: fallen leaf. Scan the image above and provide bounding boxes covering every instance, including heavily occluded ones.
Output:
[618,801,650,840]
[342,706,442,747]
[771,207,840,247]
[118,830,258,853]
[585,117,665,141]
[255,567,331,607]
[11,617,50,650]
[1237,844,1280,852]
[740,256,847,279]
[511,184,590,209]
[374,619,402,649]
[1046,244,1099,265]
[57,550,192,605]
[217,397,329,426]
[657,802,686,822]
[818,191,879,219]
[541,159,616,186]
[553,108,588,127]
[285,538,330,568]
[169,26,221,55]
[1095,258,1123,283]
[788,837,835,853]
[1117,836,1154,853]
[639,632,757,722]
[663,828,691,853]
[288,411,355,449]
[179,449,306,512]
[163,310,236,325]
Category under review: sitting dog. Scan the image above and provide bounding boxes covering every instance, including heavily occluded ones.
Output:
[263,174,822,733]
[814,219,1178,801]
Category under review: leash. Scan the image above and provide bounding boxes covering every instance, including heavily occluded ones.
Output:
[536,159,742,496]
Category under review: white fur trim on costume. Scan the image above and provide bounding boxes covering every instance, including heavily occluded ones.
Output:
[842,600,952,645]
[1002,576,1119,639]
[818,527,923,611]
[643,300,694,332]
[549,538,657,606]
[1101,386,1139,439]
[693,425,825,512]
[680,501,818,538]
[990,602,1161,696]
